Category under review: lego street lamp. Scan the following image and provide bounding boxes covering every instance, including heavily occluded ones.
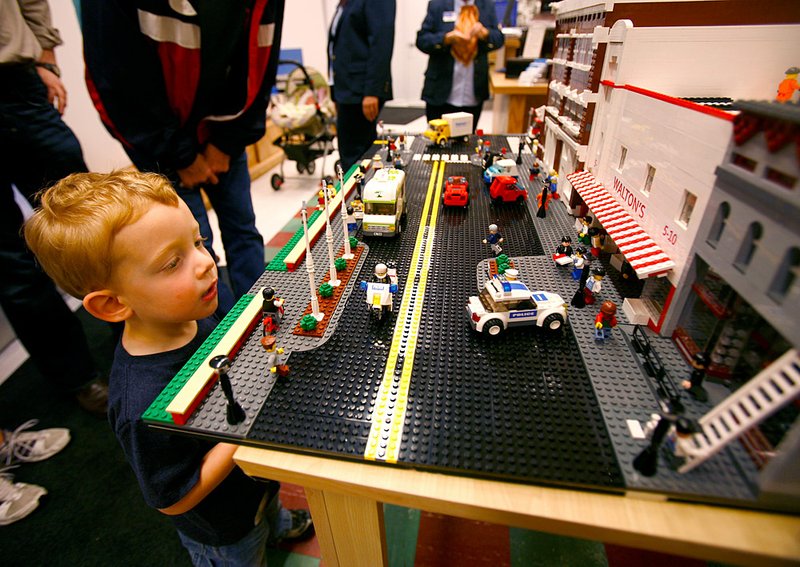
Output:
[301,201,323,321]
[338,164,353,259]
[322,180,340,286]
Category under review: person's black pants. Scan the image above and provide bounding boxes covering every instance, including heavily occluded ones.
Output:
[0,64,98,393]
[335,99,385,173]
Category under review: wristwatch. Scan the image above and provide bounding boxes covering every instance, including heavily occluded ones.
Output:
[35,62,61,78]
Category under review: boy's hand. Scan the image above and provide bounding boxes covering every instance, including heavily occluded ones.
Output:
[203,143,231,176]
[178,154,219,188]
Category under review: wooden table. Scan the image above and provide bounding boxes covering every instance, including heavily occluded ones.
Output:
[235,446,800,567]
[489,71,548,133]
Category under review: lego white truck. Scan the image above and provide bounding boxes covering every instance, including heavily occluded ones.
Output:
[423,111,474,147]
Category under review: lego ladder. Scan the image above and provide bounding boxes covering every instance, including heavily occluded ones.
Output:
[678,348,800,473]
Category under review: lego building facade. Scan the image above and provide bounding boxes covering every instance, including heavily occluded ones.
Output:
[672,101,799,383]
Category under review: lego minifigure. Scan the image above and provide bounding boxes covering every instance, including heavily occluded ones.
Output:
[776,66,799,103]
[483,224,504,256]
[553,236,574,265]
[346,206,357,234]
[578,215,592,245]
[570,258,591,308]
[583,267,605,305]
[547,170,558,198]
[682,351,710,403]
[571,246,587,280]
[372,263,391,284]
[529,159,541,181]
[261,287,284,335]
[209,355,245,425]
[377,119,384,140]
[594,300,617,341]
[589,227,603,257]
[536,185,549,218]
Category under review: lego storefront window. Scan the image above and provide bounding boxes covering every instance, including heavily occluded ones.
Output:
[706,201,730,248]
[643,164,656,195]
[676,189,697,227]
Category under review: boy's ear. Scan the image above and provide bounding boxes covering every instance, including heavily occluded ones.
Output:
[83,290,132,323]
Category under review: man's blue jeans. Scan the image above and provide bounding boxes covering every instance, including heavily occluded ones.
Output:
[0,64,98,393]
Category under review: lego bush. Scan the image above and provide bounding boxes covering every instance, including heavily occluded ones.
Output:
[497,262,510,274]
[335,257,347,271]
[300,314,318,331]
[319,282,334,297]
[496,253,509,265]
[349,236,359,248]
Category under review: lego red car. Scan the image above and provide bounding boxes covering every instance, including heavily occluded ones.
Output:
[443,175,469,207]
[489,175,528,205]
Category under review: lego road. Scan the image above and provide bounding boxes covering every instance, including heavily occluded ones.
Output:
[149,136,764,509]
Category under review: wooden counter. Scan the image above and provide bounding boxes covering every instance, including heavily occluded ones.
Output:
[489,71,548,133]
[235,446,800,567]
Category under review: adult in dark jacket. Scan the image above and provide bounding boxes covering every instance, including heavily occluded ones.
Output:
[416,0,503,127]
[81,0,285,313]
[328,0,395,173]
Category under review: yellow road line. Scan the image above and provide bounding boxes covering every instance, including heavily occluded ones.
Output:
[364,161,445,462]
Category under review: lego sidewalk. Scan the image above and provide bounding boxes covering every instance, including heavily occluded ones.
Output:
[516,143,757,504]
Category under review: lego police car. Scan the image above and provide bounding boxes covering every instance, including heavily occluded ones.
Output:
[466,274,567,335]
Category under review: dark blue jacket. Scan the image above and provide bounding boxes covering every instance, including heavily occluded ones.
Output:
[416,0,504,105]
[328,0,395,104]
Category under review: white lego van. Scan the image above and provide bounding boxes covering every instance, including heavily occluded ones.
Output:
[362,168,406,237]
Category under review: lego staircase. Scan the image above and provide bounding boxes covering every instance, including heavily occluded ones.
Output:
[678,348,800,473]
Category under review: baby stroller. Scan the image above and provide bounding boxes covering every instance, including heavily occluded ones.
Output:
[268,60,338,190]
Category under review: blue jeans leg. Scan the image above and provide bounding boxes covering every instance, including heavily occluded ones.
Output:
[0,65,96,393]
[177,519,270,567]
[202,152,265,297]
[174,182,237,314]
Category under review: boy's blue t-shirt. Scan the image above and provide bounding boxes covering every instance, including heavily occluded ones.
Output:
[108,317,272,546]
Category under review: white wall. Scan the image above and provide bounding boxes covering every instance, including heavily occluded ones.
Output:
[607,23,800,99]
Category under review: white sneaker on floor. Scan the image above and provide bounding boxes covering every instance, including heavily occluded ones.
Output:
[0,420,70,465]
[0,468,47,526]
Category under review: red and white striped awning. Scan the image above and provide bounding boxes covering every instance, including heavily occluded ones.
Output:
[566,171,675,279]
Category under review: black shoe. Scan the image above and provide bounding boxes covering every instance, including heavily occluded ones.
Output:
[278,509,313,542]
[75,380,108,418]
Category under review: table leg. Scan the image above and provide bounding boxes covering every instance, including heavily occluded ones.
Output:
[304,487,388,567]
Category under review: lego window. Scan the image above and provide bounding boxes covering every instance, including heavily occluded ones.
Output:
[764,167,797,190]
[731,152,756,172]
[618,146,627,170]
[733,222,763,273]
[768,247,800,303]
[643,165,655,195]
[706,201,730,248]
[676,190,697,228]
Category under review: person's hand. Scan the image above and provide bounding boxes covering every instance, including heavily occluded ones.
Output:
[444,29,470,46]
[35,64,67,114]
[362,96,379,122]
[178,154,218,188]
[469,22,489,40]
[203,143,231,175]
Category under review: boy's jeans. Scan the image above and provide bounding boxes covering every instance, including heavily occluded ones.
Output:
[177,492,291,567]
